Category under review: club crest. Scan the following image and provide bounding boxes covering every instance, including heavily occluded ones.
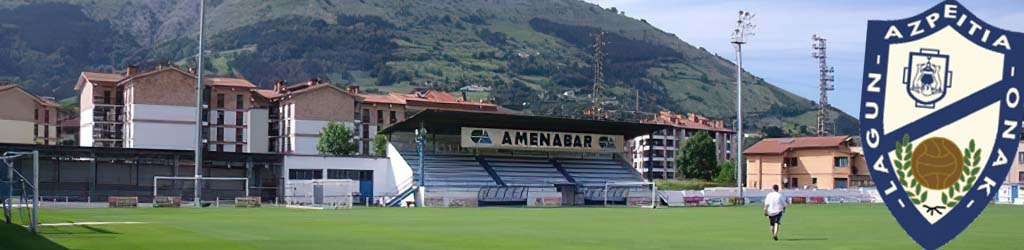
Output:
[860,1,1024,249]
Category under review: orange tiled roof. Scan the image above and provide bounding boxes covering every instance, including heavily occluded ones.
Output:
[252,89,282,99]
[744,136,851,155]
[0,85,58,107]
[359,93,407,105]
[206,77,256,88]
[82,72,124,83]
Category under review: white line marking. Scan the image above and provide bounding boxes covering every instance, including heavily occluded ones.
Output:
[1012,66,1016,77]
[898,199,906,208]
[876,55,881,65]
[285,205,325,210]
[967,200,975,208]
[39,222,145,227]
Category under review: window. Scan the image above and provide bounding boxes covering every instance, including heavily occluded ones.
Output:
[783,157,798,167]
[377,110,384,124]
[791,178,799,188]
[217,111,224,124]
[812,178,818,185]
[389,111,397,124]
[103,91,111,104]
[236,111,244,125]
[1019,172,1024,182]
[216,93,225,108]
[834,178,849,189]
[44,110,49,123]
[361,108,370,122]
[327,170,373,181]
[236,94,243,109]
[34,109,38,121]
[1019,153,1024,163]
[834,157,850,167]
[235,127,243,144]
[236,144,243,153]
[666,140,674,147]
[289,169,323,180]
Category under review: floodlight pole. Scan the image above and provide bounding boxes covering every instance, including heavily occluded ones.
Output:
[31,150,38,234]
[415,122,426,207]
[731,10,754,199]
[193,0,206,208]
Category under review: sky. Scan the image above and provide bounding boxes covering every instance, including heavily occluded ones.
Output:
[585,0,1024,116]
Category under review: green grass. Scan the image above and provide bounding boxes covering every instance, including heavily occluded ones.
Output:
[3,204,1022,250]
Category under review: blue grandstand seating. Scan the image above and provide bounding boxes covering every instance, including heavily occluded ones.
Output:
[400,151,641,189]
[557,159,642,185]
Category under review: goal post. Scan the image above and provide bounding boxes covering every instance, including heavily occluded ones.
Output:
[602,181,657,208]
[284,179,357,209]
[153,176,250,204]
[2,150,39,234]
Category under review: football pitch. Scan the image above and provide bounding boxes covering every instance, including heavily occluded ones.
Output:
[2,204,1021,250]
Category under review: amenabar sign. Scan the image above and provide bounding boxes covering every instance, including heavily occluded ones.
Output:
[460,127,623,153]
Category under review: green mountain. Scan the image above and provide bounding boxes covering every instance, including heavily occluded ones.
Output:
[0,0,857,136]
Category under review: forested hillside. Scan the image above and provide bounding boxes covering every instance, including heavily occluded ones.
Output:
[0,0,857,135]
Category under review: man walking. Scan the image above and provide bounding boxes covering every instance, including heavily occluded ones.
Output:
[764,184,787,241]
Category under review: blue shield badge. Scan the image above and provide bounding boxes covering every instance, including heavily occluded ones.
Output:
[860,1,1024,249]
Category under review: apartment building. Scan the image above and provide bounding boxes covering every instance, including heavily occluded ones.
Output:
[0,84,59,145]
[76,71,125,147]
[76,66,504,156]
[77,66,260,151]
[628,111,735,179]
[257,80,361,155]
[744,136,870,190]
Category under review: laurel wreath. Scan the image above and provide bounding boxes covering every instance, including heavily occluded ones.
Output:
[944,140,982,208]
[893,134,982,207]
[893,134,925,205]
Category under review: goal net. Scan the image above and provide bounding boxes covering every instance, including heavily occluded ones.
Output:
[2,151,39,233]
[153,176,250,206]
[285,180,357,209]
[593,182,657,208]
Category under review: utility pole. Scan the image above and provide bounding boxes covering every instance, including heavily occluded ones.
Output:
[194,0,206,208]
[812,34,835,136]
[588,31,607,120]
[731,10,754,199]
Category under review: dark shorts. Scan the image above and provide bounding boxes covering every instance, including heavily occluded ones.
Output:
[768,213,783,226]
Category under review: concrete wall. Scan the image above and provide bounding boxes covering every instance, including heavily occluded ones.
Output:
[247,108,269,153]
[282,155,395,198]
[131,122,196,150]
[291,120,355,155]
[79,108,94,147]
[0,120,33,144]
[128,104,196,150]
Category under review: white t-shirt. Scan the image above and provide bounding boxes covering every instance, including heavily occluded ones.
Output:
[764,191,787,216]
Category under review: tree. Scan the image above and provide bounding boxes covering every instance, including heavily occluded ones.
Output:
[676,131,719,180]
[714,160,736,184]
[317,122,357,156]
[373,134,388,157]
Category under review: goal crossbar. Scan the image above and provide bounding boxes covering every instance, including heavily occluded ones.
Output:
[152,176,250,198]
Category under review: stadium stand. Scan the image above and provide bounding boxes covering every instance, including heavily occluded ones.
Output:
[400,152,497,188]
[399,151,641,189]
[556,159,642,185]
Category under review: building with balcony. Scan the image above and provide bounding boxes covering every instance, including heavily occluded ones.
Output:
[744,136,870,190]
[627,110,735,179]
